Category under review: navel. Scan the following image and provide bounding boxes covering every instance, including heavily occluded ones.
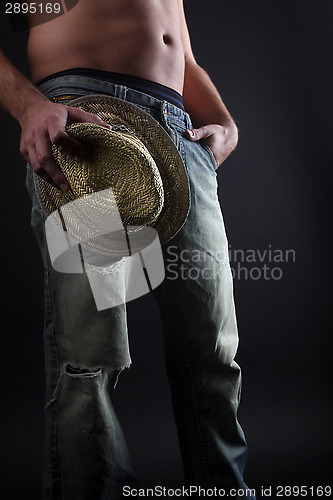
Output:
[162,34,172,45]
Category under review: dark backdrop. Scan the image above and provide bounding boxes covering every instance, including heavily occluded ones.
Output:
[0,1,332,498]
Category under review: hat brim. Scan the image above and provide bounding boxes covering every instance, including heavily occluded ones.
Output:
[34,95,190,246]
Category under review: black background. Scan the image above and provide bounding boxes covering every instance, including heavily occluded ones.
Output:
[0,1,332,498]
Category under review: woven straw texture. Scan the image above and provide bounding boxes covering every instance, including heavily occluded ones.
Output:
[34,95,190,251]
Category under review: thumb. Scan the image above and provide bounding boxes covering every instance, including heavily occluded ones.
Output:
[185,126,210,142]
[67,107,111,129]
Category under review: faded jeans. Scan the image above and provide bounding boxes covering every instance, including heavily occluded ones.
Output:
[25,75,255,499]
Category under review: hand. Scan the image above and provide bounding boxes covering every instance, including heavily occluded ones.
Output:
[19,100,111,191]
[185,123,238,168]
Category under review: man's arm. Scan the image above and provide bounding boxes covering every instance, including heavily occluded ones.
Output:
[0,48,110,191]
[178,0,238,167]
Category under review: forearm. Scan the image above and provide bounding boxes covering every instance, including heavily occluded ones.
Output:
[183,59,236,129]
[0,48,48,125]
[182,59,238,166]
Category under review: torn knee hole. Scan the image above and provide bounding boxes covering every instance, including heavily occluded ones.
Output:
[65,364,101,378]
[45,364,102,409]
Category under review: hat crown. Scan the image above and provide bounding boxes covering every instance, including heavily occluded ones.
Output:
[52,122,164,228]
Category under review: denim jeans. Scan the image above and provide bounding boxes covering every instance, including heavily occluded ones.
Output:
[25,75,255,499]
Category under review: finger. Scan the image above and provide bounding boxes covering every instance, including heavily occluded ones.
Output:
[35,135,71,191]
[67,107,112,129]
[27,143,56,186]
[19,144,30,164]
[185,126,211,142]
[47,116,86,157]
[50,129,86,157]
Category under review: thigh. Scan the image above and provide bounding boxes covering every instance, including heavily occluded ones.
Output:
[25,164,131,372]
[156,119,239,367]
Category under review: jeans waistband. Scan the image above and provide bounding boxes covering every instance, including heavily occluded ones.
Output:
[38,68,185,110]
[37,74,192,129]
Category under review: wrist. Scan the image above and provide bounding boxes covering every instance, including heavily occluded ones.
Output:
[17,92,51,127]
[213,121,238,150]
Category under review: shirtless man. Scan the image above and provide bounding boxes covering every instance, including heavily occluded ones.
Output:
[0,1,255,499]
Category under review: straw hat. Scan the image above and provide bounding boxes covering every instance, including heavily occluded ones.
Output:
[34,95,190,255]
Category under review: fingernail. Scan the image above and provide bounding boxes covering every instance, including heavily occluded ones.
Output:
[187,129,194,137]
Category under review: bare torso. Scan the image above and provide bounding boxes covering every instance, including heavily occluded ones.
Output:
[27,0,186,93]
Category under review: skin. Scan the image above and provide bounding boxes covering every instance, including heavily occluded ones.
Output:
[0,0,238,191]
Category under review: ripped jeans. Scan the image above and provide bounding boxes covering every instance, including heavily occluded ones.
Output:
[25,75,255,499]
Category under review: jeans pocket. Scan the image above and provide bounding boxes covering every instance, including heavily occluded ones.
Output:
[201,143,218,171]
[162,120,188,165]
